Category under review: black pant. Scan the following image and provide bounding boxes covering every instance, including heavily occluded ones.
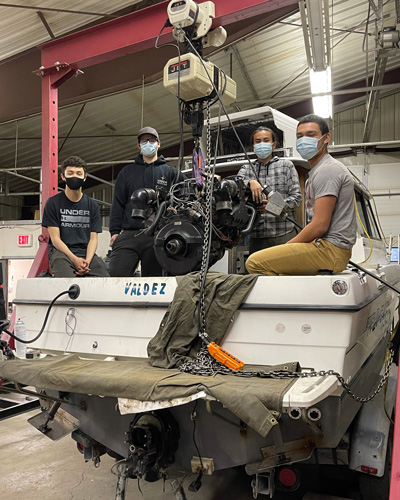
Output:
[108,230,162,277]
[49,249,109,278]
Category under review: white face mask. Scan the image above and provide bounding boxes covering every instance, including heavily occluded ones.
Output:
[141,141,158,157]
[296,134,326,160]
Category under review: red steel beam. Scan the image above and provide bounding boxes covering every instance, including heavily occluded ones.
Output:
[41,73,60,206]
[41,0,299,69]
[38,63,78,207]
[25,65,77,280]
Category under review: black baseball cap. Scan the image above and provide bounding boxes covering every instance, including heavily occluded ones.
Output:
[138,126,159,141]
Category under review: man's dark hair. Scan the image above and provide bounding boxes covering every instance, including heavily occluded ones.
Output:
[61,156,87,176]
[297,114,330,135]
[249,126,278,147]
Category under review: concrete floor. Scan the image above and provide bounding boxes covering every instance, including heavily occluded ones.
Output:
[0,407,260,500]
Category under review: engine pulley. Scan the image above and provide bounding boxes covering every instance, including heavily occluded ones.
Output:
[154,217,205,275]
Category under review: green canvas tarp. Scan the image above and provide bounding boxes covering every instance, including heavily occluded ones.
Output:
[0,355,298,437]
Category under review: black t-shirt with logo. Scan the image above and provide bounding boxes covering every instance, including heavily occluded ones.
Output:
[42,192,102,257]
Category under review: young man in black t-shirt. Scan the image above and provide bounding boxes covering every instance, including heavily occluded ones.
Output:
[42,156,109,278]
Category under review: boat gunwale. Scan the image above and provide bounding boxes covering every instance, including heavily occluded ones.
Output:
[12,276,400,312]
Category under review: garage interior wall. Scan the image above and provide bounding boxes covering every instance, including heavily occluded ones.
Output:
[334,92,400,143]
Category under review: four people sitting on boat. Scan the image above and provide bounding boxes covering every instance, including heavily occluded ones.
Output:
[42,115,356,278]
[246,114,357,276]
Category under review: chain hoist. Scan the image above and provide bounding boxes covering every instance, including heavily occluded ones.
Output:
[197,100,212,340]
[195,102,244,371]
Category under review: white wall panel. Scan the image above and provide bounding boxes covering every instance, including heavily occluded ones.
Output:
[368,163,400,190]
[335,109,354,144]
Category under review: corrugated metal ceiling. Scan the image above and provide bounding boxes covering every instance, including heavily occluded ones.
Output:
[0,0,143,62]
[1,0,400,197]
[221,0,400,109]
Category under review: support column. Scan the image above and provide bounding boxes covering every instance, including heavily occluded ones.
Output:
[36,63,76,209]
[29,63,77,277]
[41,73,59,209]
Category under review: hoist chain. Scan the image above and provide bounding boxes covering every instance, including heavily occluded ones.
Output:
[198,101,212,337]
[335,345,394,403]
[180,344,395,404]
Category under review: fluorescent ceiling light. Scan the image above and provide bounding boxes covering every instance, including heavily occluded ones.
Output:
[306,0,326,70]
[299,0,331,71]
[310,67,332,118]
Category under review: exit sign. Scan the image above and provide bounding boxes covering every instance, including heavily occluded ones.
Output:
[18,234,33,247]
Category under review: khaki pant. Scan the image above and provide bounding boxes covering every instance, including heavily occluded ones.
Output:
[246,239,351,276]
[249,228,298,255]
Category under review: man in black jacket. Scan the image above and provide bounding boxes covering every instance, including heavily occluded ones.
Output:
[109,127,185,277]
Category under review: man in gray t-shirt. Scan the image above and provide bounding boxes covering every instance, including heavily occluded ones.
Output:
[246,114,357,276]
[305,154,356,249]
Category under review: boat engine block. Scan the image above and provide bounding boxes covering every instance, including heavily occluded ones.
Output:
[130,176,258,275]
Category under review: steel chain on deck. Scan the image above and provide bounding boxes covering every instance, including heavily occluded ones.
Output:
[179,345,395,404]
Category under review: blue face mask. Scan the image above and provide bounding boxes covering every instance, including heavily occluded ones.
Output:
[141,141,158,158]
[296,135,325,160]
[254,142,273,159]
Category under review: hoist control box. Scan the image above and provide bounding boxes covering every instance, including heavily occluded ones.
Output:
[163,53,236,105]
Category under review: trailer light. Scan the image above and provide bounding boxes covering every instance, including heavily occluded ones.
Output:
[277,467,298,488]
[361,465,378,474]
[332,280,348,295]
